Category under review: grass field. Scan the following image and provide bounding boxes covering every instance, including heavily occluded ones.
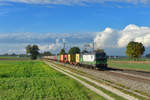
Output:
[0,60,104,100]
[0,56,29,60]
[108,58,150,61]
[108,59,150,71]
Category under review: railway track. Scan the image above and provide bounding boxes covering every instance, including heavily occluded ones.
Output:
[45,61,141,100]
[108,66,150,79]
[109,70,150,81]
[87,68,150,83]
[45,59,150,81]
[48,60,150,99]
[63,61,150,82]
[51,60,150,83]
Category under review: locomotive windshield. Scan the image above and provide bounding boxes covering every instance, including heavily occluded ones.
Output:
[96,53,107,59]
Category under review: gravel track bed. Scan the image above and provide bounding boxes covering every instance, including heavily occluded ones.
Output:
[52,61,150,96]
[105,71,150,83]
[82,69,150,95]
[117,70,150,78]
[109,71,150,80]
[79,68,150,95]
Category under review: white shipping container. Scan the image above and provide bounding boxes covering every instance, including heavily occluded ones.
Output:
[83,54,95,62]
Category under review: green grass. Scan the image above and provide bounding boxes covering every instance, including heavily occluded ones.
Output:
[0,60,105,100]
[0,56,29,60]
[108,58,150,61]
[108,60,150,71]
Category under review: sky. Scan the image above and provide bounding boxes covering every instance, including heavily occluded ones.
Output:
[0,0,150,55]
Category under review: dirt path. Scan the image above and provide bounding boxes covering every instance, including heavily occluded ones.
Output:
[45,61,114,100]
[45,61,139,100]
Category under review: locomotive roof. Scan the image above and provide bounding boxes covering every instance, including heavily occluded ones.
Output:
[81,52,106,55]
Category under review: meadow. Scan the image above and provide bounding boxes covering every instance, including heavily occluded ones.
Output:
[108,58,150,71]
[0,60,104,100]
[108,58,150,61]
[0,56,29,60]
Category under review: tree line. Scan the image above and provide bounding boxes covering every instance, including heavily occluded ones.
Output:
[25,41,150,60]
[25,45,99,60]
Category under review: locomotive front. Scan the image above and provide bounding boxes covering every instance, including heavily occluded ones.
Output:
[95,52,107,69]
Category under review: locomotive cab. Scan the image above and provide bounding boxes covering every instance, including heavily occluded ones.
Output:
[95,52,107,68]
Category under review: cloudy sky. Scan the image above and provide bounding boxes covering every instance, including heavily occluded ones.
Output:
[0,0,150,55]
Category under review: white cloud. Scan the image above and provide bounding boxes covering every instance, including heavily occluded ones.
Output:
[0,2,12,6]
[0,32,94,44]
[118,24,150,47]
[94,28,119,49]
[38,38,66,53]
[8,48,25,53]
[94,24,150,49]
[0,0,150,5]
[1,24,150,55]
[0,32,95,54]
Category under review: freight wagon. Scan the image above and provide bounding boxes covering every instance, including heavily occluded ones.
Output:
[64,55,68,63]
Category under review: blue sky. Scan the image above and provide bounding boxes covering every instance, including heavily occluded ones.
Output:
[0,0,150,55]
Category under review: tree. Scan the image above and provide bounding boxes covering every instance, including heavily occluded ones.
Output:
[3,53,8,56]
[30,45,40,59]
[95,49,104,53]
[59,49,66,55]
[26,45,31,55]
[43,51,52,56]
[126,41,145,59]
[26,45,40,60]
[82,49,88,54]
[146,54,150,58]
[68,47,80,54]
[11,53,17,56]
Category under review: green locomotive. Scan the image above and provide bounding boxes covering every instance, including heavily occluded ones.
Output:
[79,52,107,69]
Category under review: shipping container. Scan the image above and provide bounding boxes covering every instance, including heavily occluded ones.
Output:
[50,56,53,60]
[76,54,80,64]
[68,54,76,64]
[64,55,68,63]
[60,55,64,62]
[57,55,60,61]
[68,54,71,62]
[55,55,57,61]
[53,56,55,60]
[49,56,51,60]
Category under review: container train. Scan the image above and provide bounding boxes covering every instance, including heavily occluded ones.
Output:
[44,52,107,69]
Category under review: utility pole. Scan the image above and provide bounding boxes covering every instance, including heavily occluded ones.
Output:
[93,42,95,52]
[63,42,66,50]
